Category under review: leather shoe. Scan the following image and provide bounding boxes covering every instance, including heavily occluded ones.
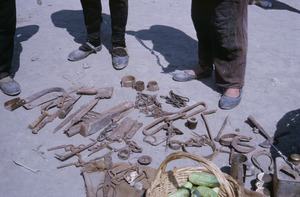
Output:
[68,42,102,61]
[172,69,212,82]
[219,89,242,110]
[0,76,21,96]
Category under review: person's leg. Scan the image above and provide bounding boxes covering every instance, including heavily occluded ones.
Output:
[172,0,214,81]
[213,0,248,109]
[68,0,102,61]
[0,0,20,96]
[191,0,214,73]
[0,0,16,79]
[80,0,102,46]
[109,0,129,70]
[109,0,128,48]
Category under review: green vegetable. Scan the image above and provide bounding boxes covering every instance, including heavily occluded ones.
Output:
[212,187,219,194]
[195,186,218,197]
[188,172,220,188]
[182,181,193,189]
[167,188,190,197]
[191,186,198,193]
[191,189,201,197]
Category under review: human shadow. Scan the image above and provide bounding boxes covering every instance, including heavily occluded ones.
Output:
[127,25,199,73]
[127,25,216,91]
[51,10,113,52]
[254,0,300,14]
[10,25,39,75]
[271,109,300,158]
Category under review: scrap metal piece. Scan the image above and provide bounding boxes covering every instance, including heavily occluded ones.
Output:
[219,133,238,146]
[168,140,183,150]
[134,81,145,92]
[251,150,274,172]
[201,109,217,142]
[64,87,114,132]
[137,155,152,165]
[160,90,190,108]
[53,104,88,133]
[146,81,159,91]
[247,115,274,148]
[107,117,137,142]
[248,115,300,175]
[117,148,131,160]
[55,140,97,161]
[4,87,67,111]
[121,75,136,88]
[125,122,143,139]
[187,117,198,130]
[214,115,229,142]
[231,135,255,153]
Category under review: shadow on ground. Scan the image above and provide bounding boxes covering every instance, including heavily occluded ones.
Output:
[51,11,217,91]
[127,25,199,73]
[51,10,113,53]
[11,25,39,75]
[271,109,300,157]
[127,26,217,91]
[254,0,300,14]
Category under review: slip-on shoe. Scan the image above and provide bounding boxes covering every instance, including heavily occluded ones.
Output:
[112,47,129,70]
[172,69,212,82]
[68,42,102,61]
[0,76,21,96]
[219,89,242,110]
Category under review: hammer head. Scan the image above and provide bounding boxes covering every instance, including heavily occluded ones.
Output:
[96,87,114,99]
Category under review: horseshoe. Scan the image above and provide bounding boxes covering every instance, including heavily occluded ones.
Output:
[219,134,238,146]
[231,135,255,153]
[251,150,274,172]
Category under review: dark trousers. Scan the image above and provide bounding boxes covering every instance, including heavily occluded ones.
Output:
[192,0,248,89]
[0,0,16,79]
[80,0,128,48]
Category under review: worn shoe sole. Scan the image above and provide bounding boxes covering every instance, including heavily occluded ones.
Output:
[172,70,212,82]
[0,76,21,96]
[68,44,102,61]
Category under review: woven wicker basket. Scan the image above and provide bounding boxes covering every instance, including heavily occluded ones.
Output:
[146,151,243,197]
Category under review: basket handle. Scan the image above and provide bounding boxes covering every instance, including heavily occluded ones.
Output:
[153,151,234,195]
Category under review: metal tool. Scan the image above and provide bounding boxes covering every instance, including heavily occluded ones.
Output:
[247,115,274,148]
[4,87,67,111]
[54,140,97,161]
[201,109,217,142]
[142,101,207,136]
[214,115,229,142]
[248,115,300,175]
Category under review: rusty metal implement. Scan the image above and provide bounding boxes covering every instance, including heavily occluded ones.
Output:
[4,87,67,111]
[55,140,97,161]
[142,101,207,136]
[231,135,255,153]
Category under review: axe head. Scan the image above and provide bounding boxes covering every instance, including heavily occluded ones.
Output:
[259,137,274,148]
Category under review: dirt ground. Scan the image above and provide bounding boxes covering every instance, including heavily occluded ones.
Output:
[0,0,299,196]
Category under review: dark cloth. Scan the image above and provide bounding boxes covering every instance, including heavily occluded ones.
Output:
[0,0,16,80]
[191,0,248,89]
[80,0,128,48]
